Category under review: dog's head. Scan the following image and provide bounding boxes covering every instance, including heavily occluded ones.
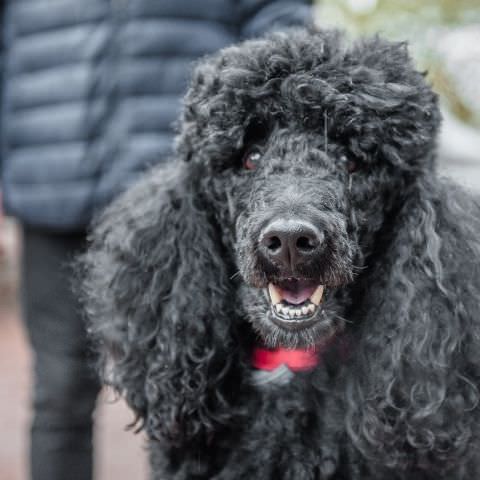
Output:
[86,30,480,463]
[84,27,446,446]
[177,28,440,348]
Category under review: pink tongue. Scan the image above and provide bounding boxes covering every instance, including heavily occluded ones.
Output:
[278,285,317,305]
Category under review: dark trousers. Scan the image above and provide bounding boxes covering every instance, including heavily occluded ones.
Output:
[21,226,100,480]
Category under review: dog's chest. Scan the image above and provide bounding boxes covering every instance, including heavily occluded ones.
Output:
[213,366,343,479]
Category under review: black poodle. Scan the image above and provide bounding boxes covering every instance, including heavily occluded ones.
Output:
[82,29,480,479]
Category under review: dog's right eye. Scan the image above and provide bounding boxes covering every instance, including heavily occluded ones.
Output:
[347,159,358,173]
[242,148,261,170]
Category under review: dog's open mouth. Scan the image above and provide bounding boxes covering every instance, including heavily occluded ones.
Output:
[267,279,324,330]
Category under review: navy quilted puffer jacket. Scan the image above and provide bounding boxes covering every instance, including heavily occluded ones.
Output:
[0,0,311,230]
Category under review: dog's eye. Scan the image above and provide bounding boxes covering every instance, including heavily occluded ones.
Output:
[346,159,358,173]
[243,148,261,170]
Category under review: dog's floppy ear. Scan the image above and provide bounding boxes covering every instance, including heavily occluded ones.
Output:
[345,178,480,472]
[82,160,242,444]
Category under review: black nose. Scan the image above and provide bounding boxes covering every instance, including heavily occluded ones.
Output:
[259,219,323,270]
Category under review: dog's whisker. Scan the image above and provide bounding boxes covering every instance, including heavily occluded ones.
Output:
[230,270,242,280]
[352,264,368,272]
[324,111,329,155]
[335,313,353,325]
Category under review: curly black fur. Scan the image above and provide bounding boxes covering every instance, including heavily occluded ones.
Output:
[81,29,480,479]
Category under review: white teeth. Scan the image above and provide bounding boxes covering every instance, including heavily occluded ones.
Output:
[268,283,282,305]
[310,285,325,306]
[274,302,317,319]
[268,283,324,319]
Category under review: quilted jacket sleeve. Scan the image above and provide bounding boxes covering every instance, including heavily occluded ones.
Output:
[0,0,313,229]
[238,0,313,39]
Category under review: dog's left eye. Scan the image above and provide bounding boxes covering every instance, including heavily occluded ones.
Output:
[243,148,261,170]
[347,160,358,173]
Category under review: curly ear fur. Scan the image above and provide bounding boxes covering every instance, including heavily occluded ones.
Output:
[345,176,480,475]
[81,161,245,444]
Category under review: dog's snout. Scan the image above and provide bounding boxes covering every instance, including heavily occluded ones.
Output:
[260,219,324,270]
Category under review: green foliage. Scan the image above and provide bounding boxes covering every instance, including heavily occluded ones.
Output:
[317,0,480,35]
[315,0,480,127]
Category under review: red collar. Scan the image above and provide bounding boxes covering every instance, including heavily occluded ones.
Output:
[252,335,350,372]
[252,346,320,372]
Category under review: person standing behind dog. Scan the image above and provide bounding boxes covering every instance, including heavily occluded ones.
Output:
[0,1,313,479]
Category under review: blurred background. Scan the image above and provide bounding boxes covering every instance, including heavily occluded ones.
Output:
[318,0,480,187]
[1,1,479,479]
